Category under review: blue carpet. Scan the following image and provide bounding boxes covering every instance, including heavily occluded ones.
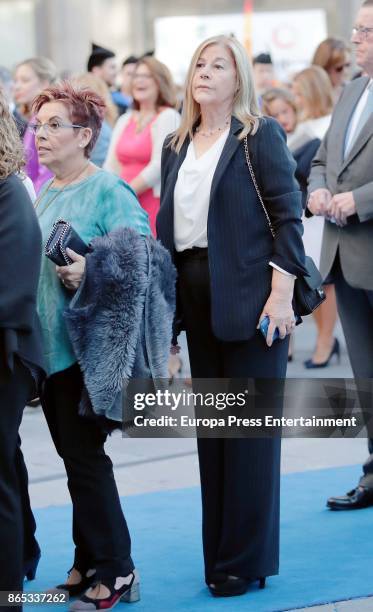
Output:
[25,464,373,611]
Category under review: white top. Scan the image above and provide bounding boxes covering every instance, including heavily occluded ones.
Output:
[286,116,331,154]
[104,107,181,197]
[174,129,229,252]
[344,78,373,157]
[299,115,331,141]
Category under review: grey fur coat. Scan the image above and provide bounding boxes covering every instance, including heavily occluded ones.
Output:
[64,227,176,422]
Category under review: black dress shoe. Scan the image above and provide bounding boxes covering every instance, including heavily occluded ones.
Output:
[208,575,265,597]
[327,486,373,510]
[304,338,340,369]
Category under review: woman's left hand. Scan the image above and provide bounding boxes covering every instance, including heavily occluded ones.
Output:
[56,248,86,290]
[258,293,296,348]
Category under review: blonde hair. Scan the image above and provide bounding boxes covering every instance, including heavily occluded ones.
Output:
[262,87,298,117]
[293,66,333,120]
[171,35,261,153]
[132,57,177,111]
[15,56,57,118]
[16,56,57,83]
[0,87,25,179]
[72,72,118,126]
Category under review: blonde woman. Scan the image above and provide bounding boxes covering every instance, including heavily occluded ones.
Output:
[157,36,307,597]
[292,66,340,368]
[292,66,333,139]
[14,57,57,192]
[104,56,180,236]
[73,73,117,166]
[262,87,309,151]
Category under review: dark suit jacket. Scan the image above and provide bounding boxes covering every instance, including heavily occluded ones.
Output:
[156,116,306,343]
[309,76,373,290]
[0,174,45,388]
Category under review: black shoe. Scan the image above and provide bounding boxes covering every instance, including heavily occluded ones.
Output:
[208,575,265,597]
[327,486,373,510]
[304,338,340,369]
[47,568,96,598]
[24,553,41,581]
[69,572,140,610]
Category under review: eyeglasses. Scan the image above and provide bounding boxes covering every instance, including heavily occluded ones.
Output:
[352,25,373,39]
[29,120,85,135]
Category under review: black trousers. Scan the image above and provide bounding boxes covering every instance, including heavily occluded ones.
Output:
[332,255,373,489]
[178,251,288,583]
[0,360,33,606]
[41,364,134,579]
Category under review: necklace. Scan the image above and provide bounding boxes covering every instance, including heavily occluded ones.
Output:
[195,117,230,138]
[34,160,91,217]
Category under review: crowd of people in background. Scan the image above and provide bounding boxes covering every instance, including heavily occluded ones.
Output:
[1,1,373,607]
[0,34,357,370]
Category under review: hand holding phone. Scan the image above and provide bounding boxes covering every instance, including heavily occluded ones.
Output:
[259,315,280,344]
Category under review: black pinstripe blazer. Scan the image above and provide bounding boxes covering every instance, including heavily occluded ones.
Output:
[156,116,307,342]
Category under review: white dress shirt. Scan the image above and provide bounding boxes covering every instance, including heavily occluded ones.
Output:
[174,129,293,276]
[344,78,373,158]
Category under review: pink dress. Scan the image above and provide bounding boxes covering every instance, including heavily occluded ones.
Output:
[115,116,159,236]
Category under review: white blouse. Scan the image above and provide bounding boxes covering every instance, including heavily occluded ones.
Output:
[174,129,229,252]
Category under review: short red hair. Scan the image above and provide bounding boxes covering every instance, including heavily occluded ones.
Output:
[32,80,106,157]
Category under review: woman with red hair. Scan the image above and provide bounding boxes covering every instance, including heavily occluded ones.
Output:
[33,81,150,609]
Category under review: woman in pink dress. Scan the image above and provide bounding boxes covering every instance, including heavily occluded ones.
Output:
[105,57,180,236]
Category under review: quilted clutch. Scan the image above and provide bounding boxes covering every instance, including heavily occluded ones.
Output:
[45,219,89,266]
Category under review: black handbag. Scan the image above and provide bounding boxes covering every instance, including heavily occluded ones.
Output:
[45,219,90,266]
[243,136,326,319]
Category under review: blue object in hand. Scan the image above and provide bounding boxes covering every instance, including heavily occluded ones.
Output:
[259,315,280,342]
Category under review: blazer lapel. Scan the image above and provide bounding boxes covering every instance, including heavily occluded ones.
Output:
[160,138,189,252]
[210,117,242,204]
[163,139,189,201]
[338,77,371,173]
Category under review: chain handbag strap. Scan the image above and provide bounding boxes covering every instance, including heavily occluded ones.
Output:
[243,136,275,239]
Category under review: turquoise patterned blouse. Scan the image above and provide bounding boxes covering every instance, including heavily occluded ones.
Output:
[36,170,150,376]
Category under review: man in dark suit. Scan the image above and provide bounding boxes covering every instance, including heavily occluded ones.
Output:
[308,0,373,510]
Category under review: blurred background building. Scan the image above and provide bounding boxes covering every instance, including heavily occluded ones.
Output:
[1,0,363,81]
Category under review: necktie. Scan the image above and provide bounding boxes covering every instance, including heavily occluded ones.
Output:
[344,83,373,158]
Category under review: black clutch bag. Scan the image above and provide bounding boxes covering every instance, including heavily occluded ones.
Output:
[45,219,89,266]
[243,137,326,319]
